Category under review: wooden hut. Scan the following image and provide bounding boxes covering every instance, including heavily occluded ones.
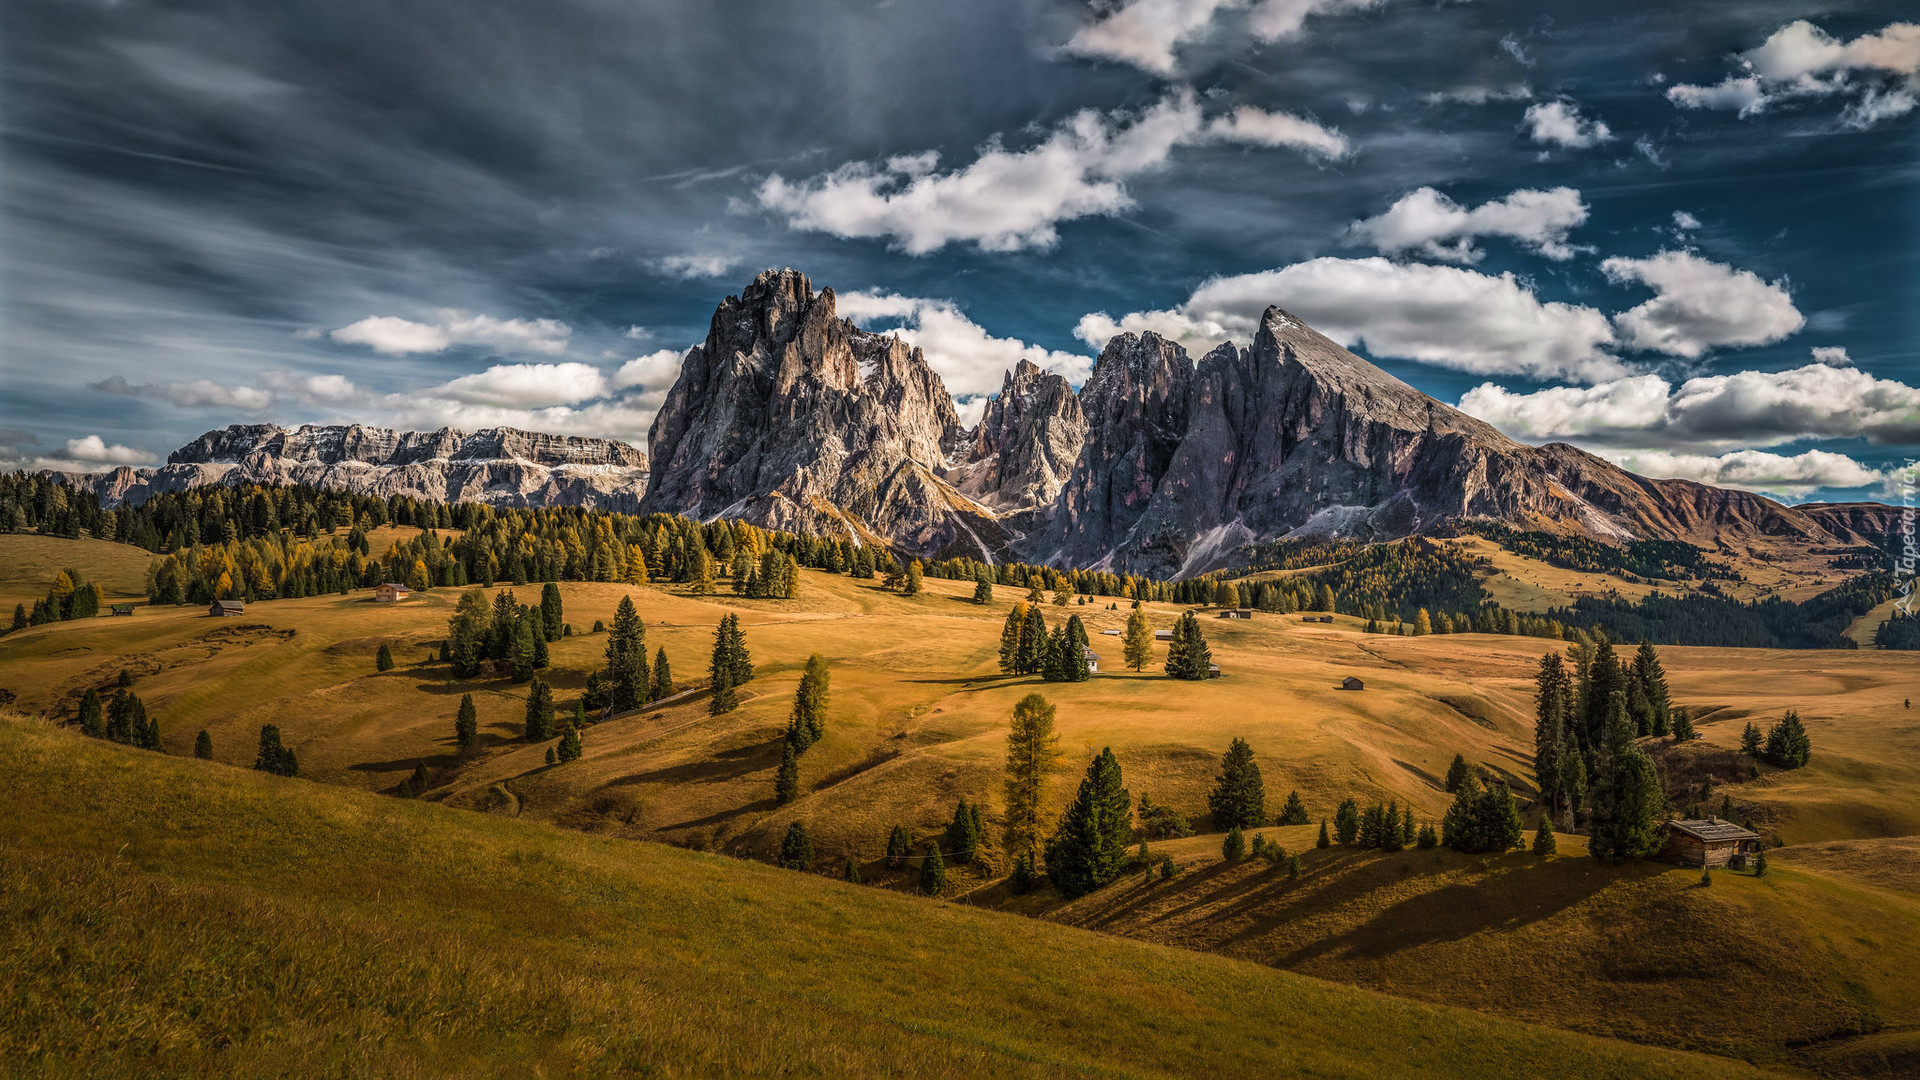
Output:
[109,604,136,617]
[373,582,412,603]
[1082,647,1101,674]
[1342,676,1365,691]
[1659,818,1762,868]
[208,600,245,617]
[1217,608,1253,619]
[1155,629,1174,641]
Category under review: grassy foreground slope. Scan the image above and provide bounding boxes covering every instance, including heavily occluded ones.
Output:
[0,717,1780,1080]
[1042,826,1920,1072]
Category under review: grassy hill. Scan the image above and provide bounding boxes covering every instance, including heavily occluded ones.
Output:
[1038,825,1920,1074]
[0,714,1787,1079]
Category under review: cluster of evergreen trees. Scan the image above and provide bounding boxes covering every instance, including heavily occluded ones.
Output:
[995,603,1094,681]
[707,614,753,715]
[1438,777,1523,853]
[774,654,830,806]
[11,569,102,631]
[1529,633,1674,861]
[1162,612,1213,679]
[1740,712,1812,769]
[254,724,298,776]
[73,672,161,750]
[1874,612,1920,650]
[1548,572,1899,649]
[1456,522,1738,582]
[445,587,557,681]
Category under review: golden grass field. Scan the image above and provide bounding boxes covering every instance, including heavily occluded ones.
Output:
[4,531,1918,1074]
[0,715,1791,1080]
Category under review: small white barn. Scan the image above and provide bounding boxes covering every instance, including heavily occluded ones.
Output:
[1083,647,1101,673]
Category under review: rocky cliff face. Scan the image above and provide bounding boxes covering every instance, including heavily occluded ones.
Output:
[949,360,1087,511]
[67,424,649,510]
[641,268,1006,558]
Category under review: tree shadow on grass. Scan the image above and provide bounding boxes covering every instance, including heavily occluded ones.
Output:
[1393,758,1447,793]
[601,736,780,788]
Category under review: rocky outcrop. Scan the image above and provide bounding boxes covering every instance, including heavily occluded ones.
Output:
[64,424,649,510]
[950,360,1087,511]
[641,268,1003,558]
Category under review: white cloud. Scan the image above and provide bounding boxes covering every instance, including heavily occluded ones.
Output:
[1422,84,1533,105]
[1458,362,1920,449]
[1522,100,1613,148]
[1667,20,1920,127]
[329,309,571,356]
[1060,0,1385,76]
[758,92,1205,254]
[1206,105,1351,158]
[1599,448,1884,498]
[1601,250,1804,358]
[418,362,610,409]
[839,290,1093,403]
[61,435,150,466]
[90,375,274,411]
[1811,346,1853,367]
[1671,210,1701,230]
[655,253,742,279]
[1075,256,1626,382]
[1347,186,1587,262]
[613,348,688,392]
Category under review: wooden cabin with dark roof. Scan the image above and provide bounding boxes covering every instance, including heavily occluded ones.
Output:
[1659,818,1762,868]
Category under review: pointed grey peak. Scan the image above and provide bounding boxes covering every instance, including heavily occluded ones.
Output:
[954,361,1087,512]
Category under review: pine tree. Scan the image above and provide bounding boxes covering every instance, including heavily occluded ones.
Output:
[194,729,213,759]
[843,859,863,884]
[77,688,104,738]
[254,724,297,777]
[1587,690,1667,863]
[556,723,582,763]
[778,821,815,871]
[540,582,564,642]
[605,595,647,711]
[788,653,830,749]
[1416,822,1438,849]
[1763,711,1812,769]
[524,678,555,742]
[1630,641,1671,736]
[1533,816,1557,856]
[1740,721,1763,754]
[774,739,800,805]
[1165,613,1212,679]
[376,643,395,672]
[1002,693,1061,862]
[9,603,25,632]
[999,603,1027,674]
[1278,790,1309,825]
[1334,799,1360,845]
[1533,652,1573,816]
[1123,606,1153,671]
[1222,825,1246,862]
[1754,847,1769,876]
[1317,819,1331,849]
[510,617,536,682]
[1017,604,1048,675]
[1444,753,1473,794]
[446,589,491,677]
[945,799,982,864]
[708,613,751,715]
[886,825,913,869]
[650,647,674,701]
[1670,706,1696,742]
[404,761,431,796]
[455,693,478,752]
[1044,748,1132,898]
[1207,738,1266,829]
[972,570,994,603]
[919,842,946,895]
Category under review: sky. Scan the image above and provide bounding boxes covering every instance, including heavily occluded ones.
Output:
[2,0,1916,503]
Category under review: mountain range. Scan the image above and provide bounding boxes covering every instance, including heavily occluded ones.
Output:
[62,268,1895,575]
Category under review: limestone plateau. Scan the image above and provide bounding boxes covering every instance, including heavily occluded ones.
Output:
[69,268,1895,574]
[64,423,650,512]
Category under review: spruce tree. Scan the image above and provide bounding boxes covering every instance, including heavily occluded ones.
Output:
[919,842,946,895]
[886,825,913,869]
[774,739,800,806]
[1043,748,1132,899]
[510,617,536,682]
[455,693,478,752]
[376,643,395,672]
[972,570,994,603]
[77,688,104,738]
[1207,738,1266,829]
[557,723,582,763]
[1533,652,1573,815]
[446,590,492,678]
[254,724,297,776]
[1002,693,1061,862]
[1276,790,1308,826]
[1740,721,1763,754]
[1123,606,1153,671]
[1533,816,1557,856]
[1587,690,1667,863]
[1222,825,1246,862]
[1444,753,1473,793]
[945,799,982,864]
[405,761,431,796]
[778,821,815,871]
[524,678,555,742]
[540,582,564,641]
[650,647,674,701]
[1317,819,1331,848]
[1763,711,1812,769]
[844,859,863,884]
[1063,615,1092,681]
[1017,604,1048,675]
[788,653,830,749]
[194,729,213,759]
[1670,706,1696,742]
[1334,798,1360,845]
[1630,642,1671,736]
[1754,847,1769,876]
[605,595,647,711]
[1416,822,1438,849]
[998,603,1026,674]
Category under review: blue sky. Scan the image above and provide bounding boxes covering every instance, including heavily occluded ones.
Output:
[2,0,1915,502]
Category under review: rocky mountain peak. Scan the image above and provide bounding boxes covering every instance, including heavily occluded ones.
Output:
[952,359,1087,512]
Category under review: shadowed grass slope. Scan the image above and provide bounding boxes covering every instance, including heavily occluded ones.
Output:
[0,715,1782,1080]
